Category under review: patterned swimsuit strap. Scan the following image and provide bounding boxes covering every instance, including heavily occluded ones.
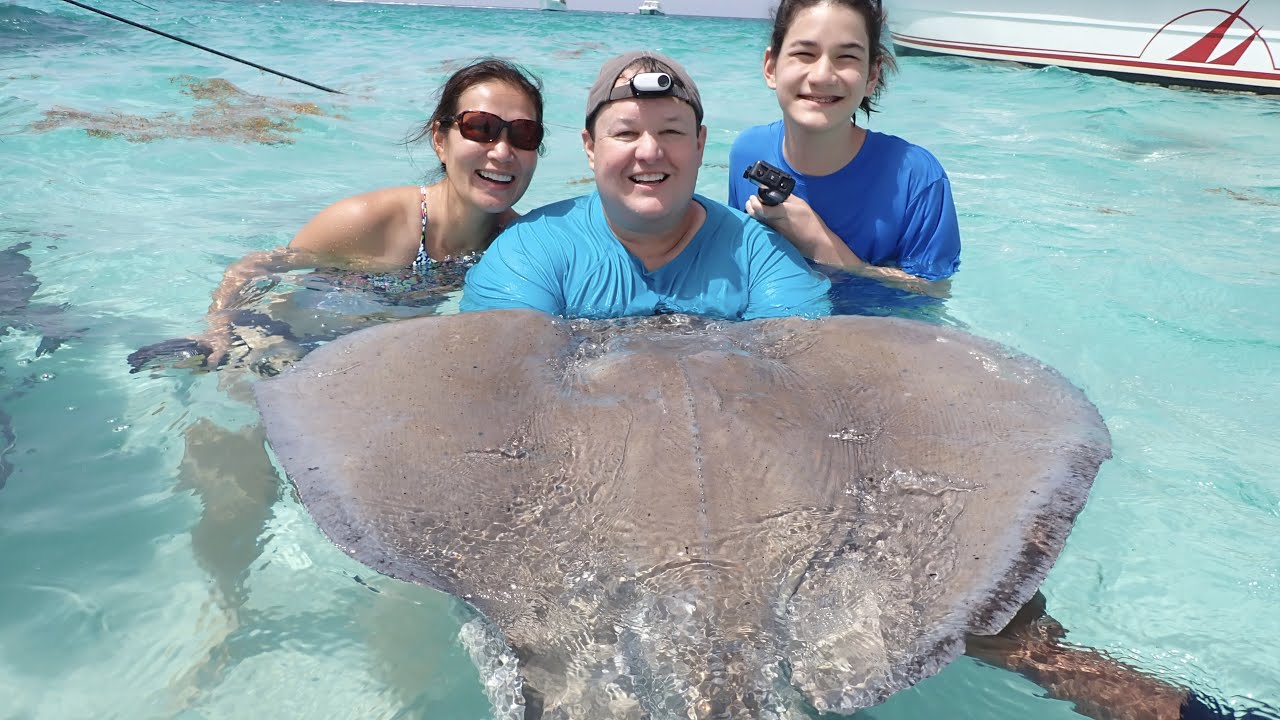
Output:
[414,185,431,270]
[419,184,429,253]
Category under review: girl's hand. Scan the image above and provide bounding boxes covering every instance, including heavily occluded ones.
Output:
[744,190,817,236]
[745,192,854,267]
[745,187,952,298]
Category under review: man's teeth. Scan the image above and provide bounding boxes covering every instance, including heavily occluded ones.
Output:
[804,95,839,103]
[478,170,514,183]
[632,173,666,182]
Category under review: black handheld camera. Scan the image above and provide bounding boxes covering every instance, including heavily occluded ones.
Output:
[743,160,795,206]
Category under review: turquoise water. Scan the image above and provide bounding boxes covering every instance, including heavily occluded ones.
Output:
[2,0,1279,718]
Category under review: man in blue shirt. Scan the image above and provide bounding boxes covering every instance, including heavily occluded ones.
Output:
[461,51,831,320]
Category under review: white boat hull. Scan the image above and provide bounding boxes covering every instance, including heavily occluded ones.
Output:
[889,0,1280,92]
[540,0,567,11]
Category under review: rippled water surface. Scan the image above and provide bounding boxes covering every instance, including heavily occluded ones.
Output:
[1,0,1278,718]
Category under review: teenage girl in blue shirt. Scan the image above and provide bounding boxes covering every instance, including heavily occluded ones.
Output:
[728,0,959,294]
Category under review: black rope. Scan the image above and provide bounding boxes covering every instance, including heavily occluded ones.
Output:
[57,0,343,94]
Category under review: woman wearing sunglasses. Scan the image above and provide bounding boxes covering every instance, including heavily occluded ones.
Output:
[200,57,544,364]
[288,60,545,269]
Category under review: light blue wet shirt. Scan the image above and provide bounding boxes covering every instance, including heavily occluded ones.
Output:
[460,192,832,320]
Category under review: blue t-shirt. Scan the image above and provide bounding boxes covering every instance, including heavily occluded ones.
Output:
[460,192,832,320]
[729,122,960,281]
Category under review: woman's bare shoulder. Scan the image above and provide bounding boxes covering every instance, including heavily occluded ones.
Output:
[320,185,420,223]
[289,185,421,258]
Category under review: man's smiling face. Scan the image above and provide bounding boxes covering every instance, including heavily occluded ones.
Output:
[583,82,706,239]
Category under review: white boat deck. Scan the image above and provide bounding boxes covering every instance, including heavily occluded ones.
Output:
[889,0,1280,92]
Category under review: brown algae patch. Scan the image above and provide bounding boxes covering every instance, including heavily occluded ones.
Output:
[1206,187,1280,208]
[31,75,339,145]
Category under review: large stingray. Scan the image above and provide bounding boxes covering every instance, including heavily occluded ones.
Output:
[254,309,1110,719]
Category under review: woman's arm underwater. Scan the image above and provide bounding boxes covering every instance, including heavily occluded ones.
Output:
[201,189,417,365]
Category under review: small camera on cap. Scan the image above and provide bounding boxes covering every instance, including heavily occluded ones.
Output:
[743,160,795,206]
[631,72,673,94]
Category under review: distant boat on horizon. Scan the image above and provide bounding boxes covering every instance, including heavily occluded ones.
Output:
[637,0,663,15]
[540,0,567,11]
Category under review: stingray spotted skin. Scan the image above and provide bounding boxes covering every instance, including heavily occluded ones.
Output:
[254,309,1109,719]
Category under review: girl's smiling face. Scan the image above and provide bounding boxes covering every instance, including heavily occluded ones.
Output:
[764,1,881,134]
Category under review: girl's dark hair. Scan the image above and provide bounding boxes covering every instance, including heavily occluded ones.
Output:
[769,0,896,119]
[409,57,546,167]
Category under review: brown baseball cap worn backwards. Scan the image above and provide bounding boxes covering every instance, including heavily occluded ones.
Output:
[584,50,704,129]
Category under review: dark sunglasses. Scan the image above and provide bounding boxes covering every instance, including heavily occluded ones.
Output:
[444,110,544,152]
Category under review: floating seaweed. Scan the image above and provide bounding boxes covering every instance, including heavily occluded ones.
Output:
[30,75,337,145]
[551,41,607,60]
[1206,186,1280,208]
